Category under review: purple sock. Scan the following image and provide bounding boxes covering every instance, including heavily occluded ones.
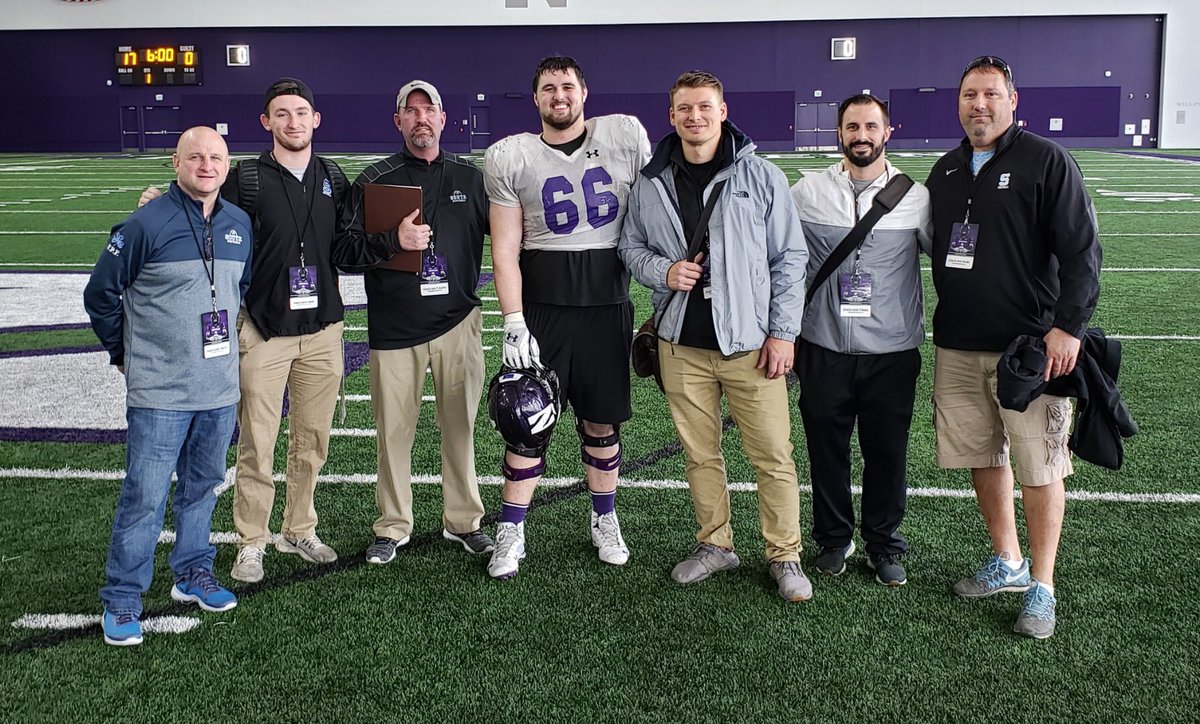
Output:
[500,501,528,525]
[591,490,616,516]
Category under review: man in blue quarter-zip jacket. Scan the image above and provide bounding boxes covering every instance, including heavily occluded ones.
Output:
[85,127,253,647]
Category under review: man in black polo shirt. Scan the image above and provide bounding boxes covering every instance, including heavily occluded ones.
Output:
[336,80,493,564]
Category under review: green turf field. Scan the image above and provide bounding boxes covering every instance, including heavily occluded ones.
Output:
[1,149,1199,722]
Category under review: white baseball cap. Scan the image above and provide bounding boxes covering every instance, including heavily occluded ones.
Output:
[396,80,443,110]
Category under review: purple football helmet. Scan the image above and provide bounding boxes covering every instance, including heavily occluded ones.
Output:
[487,364,562,457]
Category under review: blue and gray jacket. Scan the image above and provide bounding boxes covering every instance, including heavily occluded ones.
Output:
[619,121,807,355]
[790,159,933,355]
[84,182,252,411]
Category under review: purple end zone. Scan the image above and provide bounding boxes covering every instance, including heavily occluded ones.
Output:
[0,345,102,360]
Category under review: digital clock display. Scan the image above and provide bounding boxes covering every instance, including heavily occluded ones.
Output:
[116,45,202,86]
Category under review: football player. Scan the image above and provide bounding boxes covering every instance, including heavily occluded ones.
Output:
[483,55,651,579]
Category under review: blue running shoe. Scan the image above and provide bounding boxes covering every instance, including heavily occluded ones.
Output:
[1014,581,1057,639]
[102,609,143,646]
[952,553,1032,599]
[171,569,238,612]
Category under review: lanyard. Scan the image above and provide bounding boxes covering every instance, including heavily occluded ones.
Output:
[403,157,446,265]
[275,155,318,268]
[186,202,219,315]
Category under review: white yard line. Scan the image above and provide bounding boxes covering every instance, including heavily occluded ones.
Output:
[11,614,201,634]
[921,332,1200,341]
[2,467,1198,504]
[343,394,435,402]
[0,262,92,267]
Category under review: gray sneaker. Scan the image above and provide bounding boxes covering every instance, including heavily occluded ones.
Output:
[443,528,495,555]
[671,543,740,584]
[230,544,265,583]
[867,553,908,587]
[769,560,813,602]
[365,535,410,565]
[953,553,1032,599]
[814,541,856,576]
[1013,581,1057,639]
[276,534,338,564]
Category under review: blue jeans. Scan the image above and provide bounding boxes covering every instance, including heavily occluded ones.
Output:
[100,405,236,615]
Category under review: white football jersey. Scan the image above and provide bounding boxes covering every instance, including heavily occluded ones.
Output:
[484,114,651,252]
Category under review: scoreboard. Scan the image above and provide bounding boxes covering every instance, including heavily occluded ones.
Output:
[116,45,201,86]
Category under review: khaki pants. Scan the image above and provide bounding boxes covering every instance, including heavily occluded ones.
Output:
[370,309,485,540]
[233,314,344,546]
[659,340,803,562]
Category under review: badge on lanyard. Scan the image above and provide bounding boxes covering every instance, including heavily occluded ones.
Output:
[838,272,873,317]
[419,241,449,297]
[288,265,319,309]
[201,309,231,358]
[947,221,979,270]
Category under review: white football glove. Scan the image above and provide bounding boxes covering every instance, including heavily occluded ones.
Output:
[502,311,541,369]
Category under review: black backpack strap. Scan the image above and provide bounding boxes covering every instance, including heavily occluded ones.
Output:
[235,159,261,216]
[316,155,347,209]
[805,173,914,305]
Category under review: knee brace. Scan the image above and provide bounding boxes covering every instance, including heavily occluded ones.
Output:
[578,420,621,471]
[502,447,546,482]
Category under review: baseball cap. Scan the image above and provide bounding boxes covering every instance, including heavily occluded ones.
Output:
[396,80,443,110]
[264,77,316,113]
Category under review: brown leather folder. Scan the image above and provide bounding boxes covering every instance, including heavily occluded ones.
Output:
[364,183,423,273]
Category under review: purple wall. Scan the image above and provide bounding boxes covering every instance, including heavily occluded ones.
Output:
[1,15,1162,153]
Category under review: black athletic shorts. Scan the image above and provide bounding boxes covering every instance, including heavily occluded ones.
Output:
[525,300,634,425]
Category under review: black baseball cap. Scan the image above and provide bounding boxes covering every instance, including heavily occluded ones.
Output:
[264,77,316,113]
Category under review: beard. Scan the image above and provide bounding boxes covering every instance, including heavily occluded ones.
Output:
[541,104,582,131]
[408,128,437,149]
[843,140,883,168]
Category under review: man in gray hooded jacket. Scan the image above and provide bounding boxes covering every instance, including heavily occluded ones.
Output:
[790,94,932,588]
[619,71,810,602]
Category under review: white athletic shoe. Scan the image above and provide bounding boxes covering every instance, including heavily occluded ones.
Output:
[591,510,630,566]
[488,522,526,580]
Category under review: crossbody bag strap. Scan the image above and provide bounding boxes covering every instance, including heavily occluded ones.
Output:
[805,173,914,305]
[658,178,728,316]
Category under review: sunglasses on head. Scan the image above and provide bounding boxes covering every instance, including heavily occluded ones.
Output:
[963,55,1013,83]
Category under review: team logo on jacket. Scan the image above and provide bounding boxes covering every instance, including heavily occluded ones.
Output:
[997,173,1011,190]
[225,229,244,245]
[450,190,467,203]
[322,179,333,197]
[106,231,125,257]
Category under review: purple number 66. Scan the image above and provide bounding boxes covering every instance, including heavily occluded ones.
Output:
[541,167,619,235]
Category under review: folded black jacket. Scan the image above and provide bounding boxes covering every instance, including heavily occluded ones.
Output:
[997,328,1137,470]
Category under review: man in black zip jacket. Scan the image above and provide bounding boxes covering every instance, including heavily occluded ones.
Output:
[924,56,1101,640]
[139,79,351,584]
[334,80,493,564]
